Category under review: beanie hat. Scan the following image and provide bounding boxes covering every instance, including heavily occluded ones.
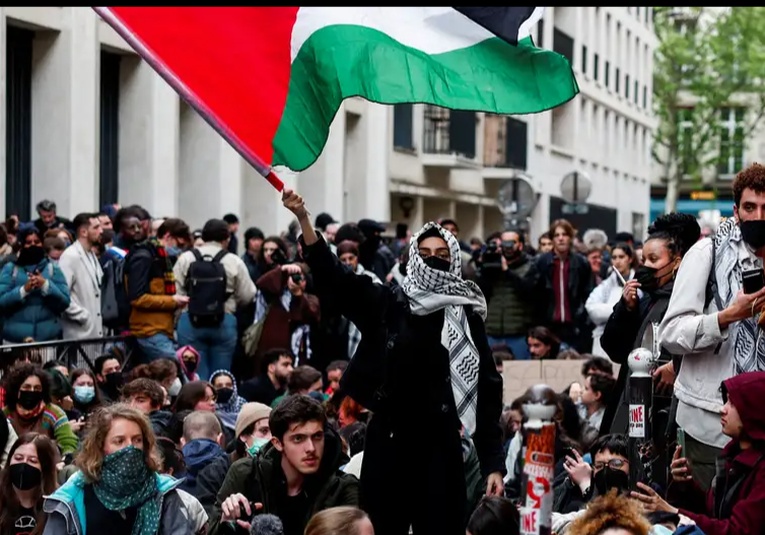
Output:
[235,402,272,438]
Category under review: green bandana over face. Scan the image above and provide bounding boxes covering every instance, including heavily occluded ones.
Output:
[93,446,161,535]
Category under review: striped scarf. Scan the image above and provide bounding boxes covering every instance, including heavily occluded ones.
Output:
[149,238,176,295]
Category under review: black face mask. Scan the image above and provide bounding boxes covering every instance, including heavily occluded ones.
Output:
[423,256,451,272]
[184,359,198,374]
[216,387,234,404]
[594,466,630,495]
[17,390,44,411]
[16,246,46,267]
[634,262,673,293]
[398,262,407,276]
[105,372,124,390]
[740,219,765,250]
[10,462,42,491]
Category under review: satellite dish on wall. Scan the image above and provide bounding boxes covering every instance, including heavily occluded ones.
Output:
[497,174,537,226]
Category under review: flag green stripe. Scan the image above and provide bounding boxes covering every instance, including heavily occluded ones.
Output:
[272,24,578,171]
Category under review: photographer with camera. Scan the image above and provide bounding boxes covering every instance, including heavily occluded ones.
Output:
[254,260,321,364]
[476,230,537,360]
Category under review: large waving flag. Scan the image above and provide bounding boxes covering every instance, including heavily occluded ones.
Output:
[96,7,578,187]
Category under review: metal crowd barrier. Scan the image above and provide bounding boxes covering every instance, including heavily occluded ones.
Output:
[0,336,133,378]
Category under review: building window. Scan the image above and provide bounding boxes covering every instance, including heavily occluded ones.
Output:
[504,117,528,169]
[615,67,621,94]
[422,105,475,159]
[643,85,648,109]
[484,115,527,169]
[634,80,639,105]
[581,44,587,74]
[553,29,574,65]
[100,51,121,207]
[718,107,745,177]
[605,60,610,88]
[393,104,414,150]
[678,108,695,176]
[5,26,34,221]
[593,53,599,81]
[625,74,630,100]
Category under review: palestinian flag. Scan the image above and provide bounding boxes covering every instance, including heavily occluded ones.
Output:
[96,7,578,183]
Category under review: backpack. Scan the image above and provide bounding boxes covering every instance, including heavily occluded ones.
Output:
[186,249,229,328]
[703,234,724,355]
[101,255,131,331]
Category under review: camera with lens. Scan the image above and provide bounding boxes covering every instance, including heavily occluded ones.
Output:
[481,241,503,270]
[290,273,303,284]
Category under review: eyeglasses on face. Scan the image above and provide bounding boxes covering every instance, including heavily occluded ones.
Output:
[593,458,628,471]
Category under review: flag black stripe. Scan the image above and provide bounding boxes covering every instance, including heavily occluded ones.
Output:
[453,7,538,46]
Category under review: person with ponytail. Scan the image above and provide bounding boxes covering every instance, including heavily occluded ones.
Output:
[599,213,701,488]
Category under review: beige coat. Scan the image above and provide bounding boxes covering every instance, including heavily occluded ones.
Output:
[58,241,104,339]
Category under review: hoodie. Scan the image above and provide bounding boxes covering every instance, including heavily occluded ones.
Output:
[179,438,227,496]
[668,371,765,535]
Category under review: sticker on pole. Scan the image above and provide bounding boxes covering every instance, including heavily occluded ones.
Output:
[629,404,645,438]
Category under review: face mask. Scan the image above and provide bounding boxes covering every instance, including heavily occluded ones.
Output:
[183,358,198,374]
[216,387,234,405]
[105,372,123,390]
[101,446,151,490]
[740,219,765,250]
[634,263,672,293]
[308,391,327,403]
[73,385,96,404]
[423,256,451,272]
[17,390,44,411]
[168,377,182,397]
[17,246,45,267]
[247,437,270,457]
[594,466,630,495]
[10,463,42,491]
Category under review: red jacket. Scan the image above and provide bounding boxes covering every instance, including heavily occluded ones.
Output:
[668,371,765,535]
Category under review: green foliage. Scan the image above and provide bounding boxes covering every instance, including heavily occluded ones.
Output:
[653,7,765,184]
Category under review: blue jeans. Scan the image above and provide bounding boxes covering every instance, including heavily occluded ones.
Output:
[177,312,237,381]
[487,335,531,360]
[135,333,177,362]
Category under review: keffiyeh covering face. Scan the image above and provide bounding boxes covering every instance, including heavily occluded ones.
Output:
[402,222,487,435]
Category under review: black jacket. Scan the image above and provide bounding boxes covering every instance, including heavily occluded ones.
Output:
[300,234,505,478]
[532,251,593,327]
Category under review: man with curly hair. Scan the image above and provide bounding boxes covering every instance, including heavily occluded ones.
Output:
[660,162,765,491]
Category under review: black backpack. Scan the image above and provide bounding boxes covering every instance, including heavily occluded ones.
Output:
[101,254,132,331]
[187,249,229,328]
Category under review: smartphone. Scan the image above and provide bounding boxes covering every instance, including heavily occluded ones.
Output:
[677,427,686,458]
[742,268,765,294]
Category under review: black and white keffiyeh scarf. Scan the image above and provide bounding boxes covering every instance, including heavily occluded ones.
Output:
[401,222,487,436]
[713,217,765,373]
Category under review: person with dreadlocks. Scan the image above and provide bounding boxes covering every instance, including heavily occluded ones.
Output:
[282,189,505,535]
[599,213,701,490]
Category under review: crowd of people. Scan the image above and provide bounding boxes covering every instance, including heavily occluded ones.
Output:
[0,164,764,535]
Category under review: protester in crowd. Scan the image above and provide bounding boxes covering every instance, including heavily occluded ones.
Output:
[195,402,272,517]
[324,360,347,397]
[209,370,246,434]
[210,395,359,535]
[173,381,217,413]
[177,345,202,382]
[527,326,561,360]
[563,491,651,535]
[174,218,257,378]
[129,357,182,400]
[241,226,266,283]
[33,200,72,237]
[270,365,324,408]
[239,348,294,406]
[121,378,175,439]
[304,506,375,535]
[466,496,520,535]
[178,410,227,496]
[42,404,208,534]
[580,373,616,433]
[69,368,103,420]
[601,213,701,488]
[0,225,71,343]
[284,189,504,535]
[585,241,638,357]
[2,364,79,456]
[659,164,765,491]
[632,371,765,535]
[93,353,123,404]
[45,369,85,436]
[0,433,59,535]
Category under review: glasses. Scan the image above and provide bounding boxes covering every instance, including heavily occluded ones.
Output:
[593,459,628,471]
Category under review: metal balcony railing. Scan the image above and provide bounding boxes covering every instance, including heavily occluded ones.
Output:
[422,105,476,159]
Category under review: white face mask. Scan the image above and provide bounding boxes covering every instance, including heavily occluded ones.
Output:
[168,377,182,397]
